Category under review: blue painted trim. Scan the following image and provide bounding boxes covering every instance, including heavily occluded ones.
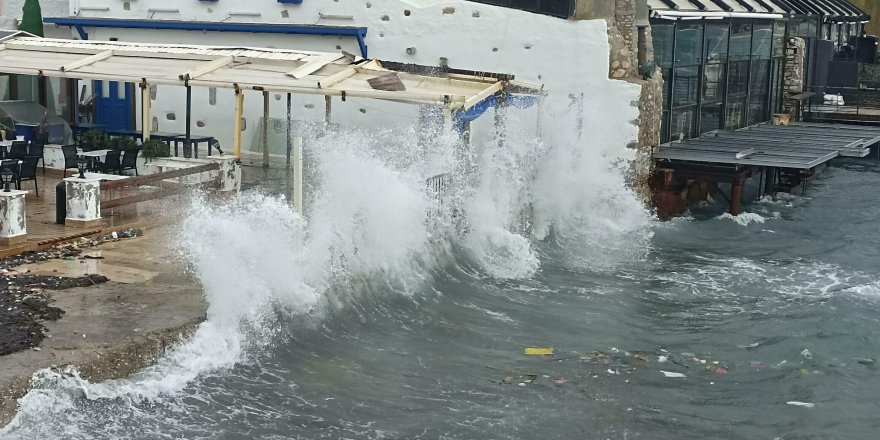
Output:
[44,17,369,57]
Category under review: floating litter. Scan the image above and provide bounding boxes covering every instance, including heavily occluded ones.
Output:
[524,347,554,356]
[661,371,686,378]
[786,401,815,408]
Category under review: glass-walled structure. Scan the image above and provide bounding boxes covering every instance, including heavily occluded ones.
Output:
[653,19,787,143]
[465,0,574,18]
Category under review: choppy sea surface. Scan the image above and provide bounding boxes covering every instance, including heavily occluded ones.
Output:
[3,125,880,439]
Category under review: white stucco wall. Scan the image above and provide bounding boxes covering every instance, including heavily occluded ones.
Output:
[47,0,641,162]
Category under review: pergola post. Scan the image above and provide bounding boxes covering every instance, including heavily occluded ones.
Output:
[293,136,303,213]
[324,95,332,127]
[262,90,270,168]
[286,92,292,167]
[233,88,244,157]
[140,80,151,141]
[185,83,192,158]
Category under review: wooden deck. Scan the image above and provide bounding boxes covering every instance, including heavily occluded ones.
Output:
[0,171,165,257]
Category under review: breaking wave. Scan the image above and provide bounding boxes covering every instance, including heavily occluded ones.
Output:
[1,112,654,437]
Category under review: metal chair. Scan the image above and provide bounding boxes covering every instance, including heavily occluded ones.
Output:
[17,156,38,196]
[27,140,44,174]
[8,141,27,159]
[61,145,79,178]
[99,150,121,175]
[120,149,140,176]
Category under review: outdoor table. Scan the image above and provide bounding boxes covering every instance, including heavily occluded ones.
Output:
[173,135,215,158]
[80,149,113,171]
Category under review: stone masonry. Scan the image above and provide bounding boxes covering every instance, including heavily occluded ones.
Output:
[782,37,806,117]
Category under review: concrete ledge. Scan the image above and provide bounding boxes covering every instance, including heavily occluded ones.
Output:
[0,235,26,246]
[65,218,104,229]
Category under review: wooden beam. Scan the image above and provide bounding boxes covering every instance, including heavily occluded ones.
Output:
[317,67,356,88]
[179,56,234,80]
[141,81,151,141]
[286,54,344,79]
[100,162,220,189]
[234,90,244,157]
[61,50,113,72]
[462,81,503,111]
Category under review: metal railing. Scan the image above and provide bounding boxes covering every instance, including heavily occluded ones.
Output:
[802,85,880,124]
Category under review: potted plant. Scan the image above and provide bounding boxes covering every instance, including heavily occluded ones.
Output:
[142,138,170,161]
[82,130,109,151]
[114,136,138,151]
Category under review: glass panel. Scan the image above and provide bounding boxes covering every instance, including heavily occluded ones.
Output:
[117,82,127,100]
[704,23,729,63]
[700,102,723,134]
[653,24,674,68]
[730,23,752,62]
[749,59,770,124]
[752,24,772,60]
[670,108,697,141]
[101,80,110,99]
[725,98,746,130]
[672,66,700,107]
[661,111,670,144]
[823,24,832,41]
[727,60,750,101]
[675,22,703,66]
[772,21,786,57]
[662,67,672,110]
[0,76,9,101]
[17,75,40,102]
[703,63,726,103]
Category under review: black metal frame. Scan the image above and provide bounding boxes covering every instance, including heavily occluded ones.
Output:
[654,17,787,143]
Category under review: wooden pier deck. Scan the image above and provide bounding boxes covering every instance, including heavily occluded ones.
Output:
[0,172,165,258]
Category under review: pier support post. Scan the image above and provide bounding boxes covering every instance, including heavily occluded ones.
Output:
[209,155,241,192]
[64,176,102,228]
[729,182,743,216]
[0,190,27,245]
[140,81,152,141]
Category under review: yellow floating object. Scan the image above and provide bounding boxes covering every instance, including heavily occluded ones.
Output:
[524,347,554,356]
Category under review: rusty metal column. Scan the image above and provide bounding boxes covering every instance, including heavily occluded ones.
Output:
[185,83,192,158]
[286,92,292,168]
[233,88,243,157]
[324,95,332,128]
[262,90,270,168]
[730,182,743,216]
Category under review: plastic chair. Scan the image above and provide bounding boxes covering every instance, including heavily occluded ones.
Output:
[17,156,38,196]
[120,149,140,176]
[8,141,27,159]
[27,141,44,174]
[61,145,79,178]
[99,150,121,175]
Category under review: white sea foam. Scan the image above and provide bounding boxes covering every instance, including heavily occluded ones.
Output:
[1,110,654,437]
[716,212,768,226]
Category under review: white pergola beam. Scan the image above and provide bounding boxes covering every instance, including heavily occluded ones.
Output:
[180,56,234,81]
[61,50,113,72]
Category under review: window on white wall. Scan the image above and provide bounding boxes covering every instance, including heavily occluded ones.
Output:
[209,87,217,105]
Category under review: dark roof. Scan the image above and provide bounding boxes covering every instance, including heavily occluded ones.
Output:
[775,0,869,21]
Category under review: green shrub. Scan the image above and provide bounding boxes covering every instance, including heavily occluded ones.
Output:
[142,138,170,159]
[114,137,138,151]
[83,130,110,150]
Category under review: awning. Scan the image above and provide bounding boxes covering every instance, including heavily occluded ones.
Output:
[0,33,542,111]
[648,0,869,22]
[648,0,790,19]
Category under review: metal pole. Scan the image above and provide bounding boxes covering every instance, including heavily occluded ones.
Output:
[233,89,243,157]
[286,92,292,168]
[262,90,269,168]
[293,136,303,213]
[730,181,743,216]
[184,84,191,158]
[324,95,332,128]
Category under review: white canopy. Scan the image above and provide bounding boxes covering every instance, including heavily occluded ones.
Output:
[0,34,541,111]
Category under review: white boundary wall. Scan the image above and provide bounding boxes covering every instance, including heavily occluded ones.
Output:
[21,0,641,163]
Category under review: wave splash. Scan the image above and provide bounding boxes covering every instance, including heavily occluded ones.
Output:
[1,114,653,437]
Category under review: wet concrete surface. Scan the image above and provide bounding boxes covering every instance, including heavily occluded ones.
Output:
[0,232,206,424]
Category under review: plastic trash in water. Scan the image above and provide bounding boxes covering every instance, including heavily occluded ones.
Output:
[111,231,118,240]
[786,401,815,408]
[801,349,813,360]
[661,371,686,378]
[658,355,668,363]
[524,347,554,356]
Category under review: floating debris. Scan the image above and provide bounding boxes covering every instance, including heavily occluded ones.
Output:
[524,347,554,356]
[661,371,687,378]
[786,401,816,408]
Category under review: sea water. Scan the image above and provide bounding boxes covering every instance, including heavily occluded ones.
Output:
[3,118,880,439]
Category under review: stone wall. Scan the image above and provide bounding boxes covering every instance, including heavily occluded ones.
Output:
[782,37,806,117]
